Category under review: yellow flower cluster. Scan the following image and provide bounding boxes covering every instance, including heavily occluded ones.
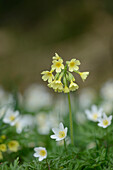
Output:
[41,53,89,93]
[0,135,19,160]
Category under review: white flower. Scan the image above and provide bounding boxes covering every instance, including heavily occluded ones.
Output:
[14,115,34,134]
[33,147,47,161]
[36,112,58,135]
[0,106,7,119]
[85,105,103,122]
[3,108,19,126]
[101,80,113,101]
[79,88,96,108]
[36,112,50,135]
[50,122,68,141]
[98,113,112,128]
[100,101,113,115]
[0,87,14,106]
[24,84,52,112]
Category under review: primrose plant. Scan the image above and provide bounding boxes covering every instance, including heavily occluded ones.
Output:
[41,53,89,145]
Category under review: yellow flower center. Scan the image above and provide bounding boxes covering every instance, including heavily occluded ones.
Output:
[70,62,75,67]
[93,113,98,120]
[10,142,15,147]
[56,62,61,68]
[103,120,109,126]
[39,150,46,156]
[58,131,65,138]
[47,72,52,77]
[9,115,15,121]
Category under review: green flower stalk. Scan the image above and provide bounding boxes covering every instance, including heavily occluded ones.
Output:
[41,53,89,145]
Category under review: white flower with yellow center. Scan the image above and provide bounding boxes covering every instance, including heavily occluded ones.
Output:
[69,81,79,91]
[98,113,112,128]
[41,70,54,83]
[33,147,47,161]
[67,59,80,72]
[51,59,64,73]
[79,72,89,81]
[3,108,19,126]
[50,122,68,141]
[85,105,103,122]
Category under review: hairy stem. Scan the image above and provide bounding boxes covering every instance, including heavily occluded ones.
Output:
[68,93,74,145]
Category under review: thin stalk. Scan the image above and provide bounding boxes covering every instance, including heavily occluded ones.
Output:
[105,128,108,160]
[46,159,50,170]
[68,93,74,145]
[94,129,98,156]
[64,139,67,152]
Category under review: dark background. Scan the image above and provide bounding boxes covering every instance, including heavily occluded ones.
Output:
[0,0,113,92]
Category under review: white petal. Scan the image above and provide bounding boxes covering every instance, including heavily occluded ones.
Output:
[103,113,107,119]
[50,135,57,139]
[34,147,44,152]
[52,128,59,134]
[108,115,112,121]
[98,122,103,127]
[56,138,62,141]
[92,105,97,112]
[39,157,44,161]
[15,111,19,117]
[99,108,103,113]
[59,122,64,130]
[33,153,39,157]
[64,127,68,135]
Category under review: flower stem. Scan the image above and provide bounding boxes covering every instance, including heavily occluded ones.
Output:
[105,128,108,160]
[64,139,67,151]
[46,159,50,170]
[67,93,74,145]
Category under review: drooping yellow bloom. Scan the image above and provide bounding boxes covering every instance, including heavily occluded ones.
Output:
[64,85,70,93]
[69,81,79,91]
[0,144,7,152]
[52,80,63,91]
[52,53,61,60]
[8,140,19,152]
[79,72,89,81]
[0,152,3,160]
[51,59,64,73]
[41,71,54,83]
[67,59,80,72]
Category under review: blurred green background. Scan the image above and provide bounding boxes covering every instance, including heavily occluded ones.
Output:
[0,0,113,92]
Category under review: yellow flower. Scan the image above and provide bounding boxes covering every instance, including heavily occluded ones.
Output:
[79,72,89,81]
[0,152,3,160]
[64,86,70,93]
[0,144,7,152]
[51,59,64,73]
[67,59,80,72]
[52,53,61,60]
[69,81,79,91]
[8,140,19,152]
[1,135,6,140]
[41,71,54,83]
[52,80,63,91]
[48,81,54,88]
